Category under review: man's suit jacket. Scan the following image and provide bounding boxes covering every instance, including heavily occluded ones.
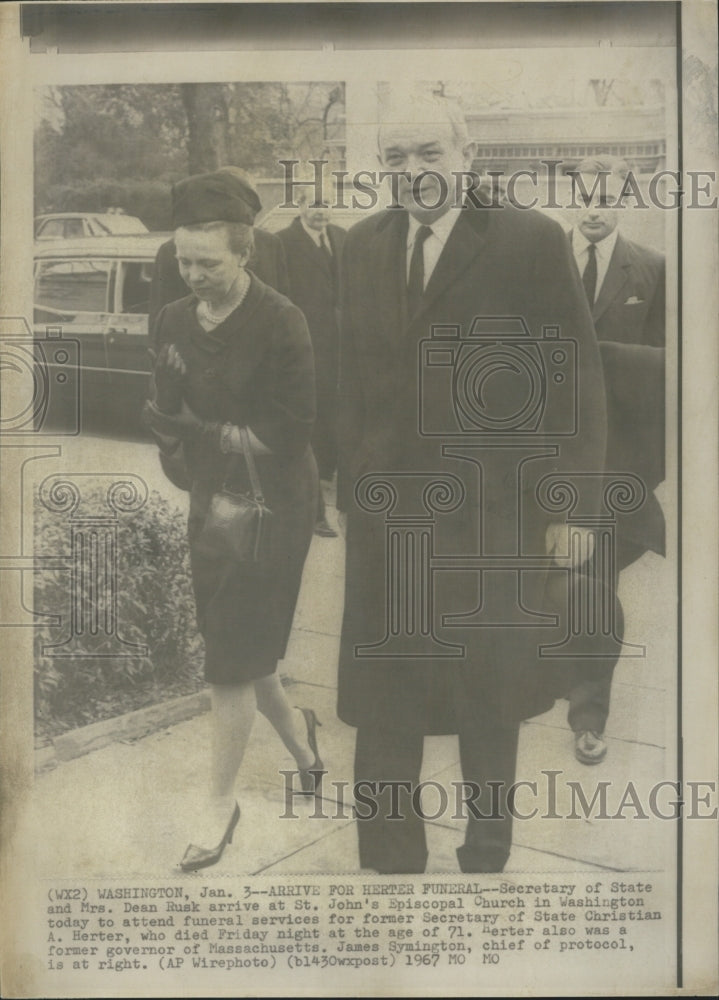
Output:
[276,217,346,391]
[337,205,608,734]
[572,230,666,562]
[148,228,290,343]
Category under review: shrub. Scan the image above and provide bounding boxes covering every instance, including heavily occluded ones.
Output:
[36,178,175,232]
[34,486,204,736]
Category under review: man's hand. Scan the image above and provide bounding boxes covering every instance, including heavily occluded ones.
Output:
[152,343,186,414]
[337,511,347,539]
[143,398,220,445]
[545,523,595,568]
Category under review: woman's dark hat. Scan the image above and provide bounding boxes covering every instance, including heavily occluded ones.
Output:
[172,168,262,227]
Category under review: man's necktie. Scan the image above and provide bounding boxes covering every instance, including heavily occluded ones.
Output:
[320,230,339,300]
[406,225,433,318]
[582,242,598,306]
[319,230,332,262]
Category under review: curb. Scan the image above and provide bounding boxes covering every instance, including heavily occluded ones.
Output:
[35,690,211,775]
[33,672,302,775]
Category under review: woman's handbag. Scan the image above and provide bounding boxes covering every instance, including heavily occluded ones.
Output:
[197,428,273,562]
[159,443,192,492]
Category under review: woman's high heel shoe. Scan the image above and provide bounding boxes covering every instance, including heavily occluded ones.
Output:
[296,707,324,795]
[179,802,240,872]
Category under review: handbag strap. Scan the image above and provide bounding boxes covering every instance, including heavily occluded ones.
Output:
[238,426,265,503]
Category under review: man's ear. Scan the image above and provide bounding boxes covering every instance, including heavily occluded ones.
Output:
[462,141,478,168]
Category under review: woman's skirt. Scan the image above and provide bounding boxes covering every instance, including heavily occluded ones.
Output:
[188,448,318,684]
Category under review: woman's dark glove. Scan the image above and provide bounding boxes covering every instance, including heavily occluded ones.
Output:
[151,343,186,414]
[143,399,221,446]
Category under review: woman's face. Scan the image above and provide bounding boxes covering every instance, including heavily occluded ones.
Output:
[175,226,247,304]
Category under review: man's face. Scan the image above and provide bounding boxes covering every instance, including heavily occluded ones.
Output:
[300,199,331,231]
[378,120,473,224]
[575,171,625,243]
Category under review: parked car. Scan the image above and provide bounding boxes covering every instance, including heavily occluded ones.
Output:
[33,233,169,429]
[35,212,149,240]
[31,204,377,433]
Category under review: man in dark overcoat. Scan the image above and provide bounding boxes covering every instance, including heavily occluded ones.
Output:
[277,190,346,535]
[148,167,290,340]
[566,155,665,764]
[336,93,608,874]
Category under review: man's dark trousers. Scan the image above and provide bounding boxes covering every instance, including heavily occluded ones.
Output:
[354,696,520,875]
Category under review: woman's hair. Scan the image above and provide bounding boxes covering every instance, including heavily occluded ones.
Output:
[176,220,254,259]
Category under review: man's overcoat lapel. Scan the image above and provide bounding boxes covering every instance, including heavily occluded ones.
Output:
[367,207,492,347]
[367,209,409,346]
[592,233,631,323]
[411,210,491,329]
[291,216,334,283]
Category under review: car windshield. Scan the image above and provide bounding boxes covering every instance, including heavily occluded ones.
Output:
[93,215,148,235]
[36,219,68,239]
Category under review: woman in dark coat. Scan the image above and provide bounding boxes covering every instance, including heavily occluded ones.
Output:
[144,170,322,871]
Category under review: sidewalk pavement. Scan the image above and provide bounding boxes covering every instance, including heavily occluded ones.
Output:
[28,480,674,879]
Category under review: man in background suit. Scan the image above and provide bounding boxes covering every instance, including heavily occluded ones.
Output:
[567,154,666,764]
[336,92,607,874]
[148,167,289,340]
[277,189,346,536]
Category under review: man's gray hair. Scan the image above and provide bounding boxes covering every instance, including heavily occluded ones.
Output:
[377,89,470,150]
[575,154,631,179]
[296,179,336,206]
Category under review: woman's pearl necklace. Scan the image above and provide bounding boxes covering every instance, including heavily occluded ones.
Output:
[198,271,250,326]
